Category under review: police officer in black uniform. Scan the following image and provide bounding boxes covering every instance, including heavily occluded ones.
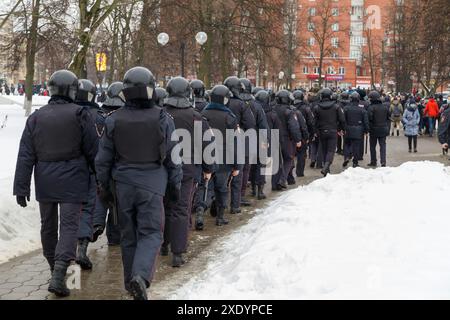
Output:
[239,78,268,203]
[95,67,182,300]
[308,91,324,169]
[74,79,102,271]
[201,85,242,225]
[336,92,350,155]
[293,90,314,177]
[13,70,98,297]
[438,103,450,156]
[155,87,168,107]
[343,92,369,168]
[190,79,208,112]
[161,77,213,267]
[367,91,391,167]
[313,88,346,177]
[91,82,125,246]
[272,90,302,190]
[223,76,256,213]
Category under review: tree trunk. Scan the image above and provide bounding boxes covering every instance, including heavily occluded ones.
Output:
[24,0,40,117]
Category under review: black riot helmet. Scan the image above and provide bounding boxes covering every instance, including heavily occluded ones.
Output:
[319,88,333,101]
[276,90,294,105]
[166,77,191,98]
[368,90,381,102]
[210,85,231,105]
[293,90,304,104]
[122,67,156,101]
[155,87,168,107]
[340,92,349,100]
[76,79,97,103]
[252,87,264,95]
[239,78,252,94]
[255,90,270,105]
[48,70,79,101]
[350,92,361,102]
[104,81,125,107]
[190,79,205,98]
[224,76,244,98]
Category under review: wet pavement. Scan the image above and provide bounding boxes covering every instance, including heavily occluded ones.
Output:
[0,135,447,300]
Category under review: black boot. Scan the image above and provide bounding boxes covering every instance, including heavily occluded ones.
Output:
[240,198,252,207]
[352,161,359,168]
[251,184,257,197]
[397,130,400,136]
[160,243,169,256]
[130,275,148,300]
[92,225,104,242]
[46,257,55,273]
[76,238,93,270]
[257,185,266,200]
[172,253,185,268]
[216,207,229,226]
[194,207,205,231]
[321,162,331,177]
[367,162,377,167]
[230,207,241,214]
[310,161,316,168]
[48,261,70,297]
[343,159,349,167]
[209,200,217,217]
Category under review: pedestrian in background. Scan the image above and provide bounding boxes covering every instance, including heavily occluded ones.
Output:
[403,102,420,153]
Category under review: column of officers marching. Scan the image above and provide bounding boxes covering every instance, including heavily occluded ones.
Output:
[12,66,394,300]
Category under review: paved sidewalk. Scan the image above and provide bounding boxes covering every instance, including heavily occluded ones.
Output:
[0,136,447,300]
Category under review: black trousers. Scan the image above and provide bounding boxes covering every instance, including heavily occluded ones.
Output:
[408,135,418,150]
[93,194,121,245]
[163,176,195,254]
[344,138,362,164]
[296,143,308,176]
[370,136,387,165]
[116,182,164,288]
[39,202,82,265]
[319,132,338,165]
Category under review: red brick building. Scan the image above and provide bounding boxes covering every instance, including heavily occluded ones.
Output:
[292,0,392,90]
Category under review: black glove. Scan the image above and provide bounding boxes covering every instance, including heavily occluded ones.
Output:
[16,195,30,208]
[98,185,114,207]
[167,183,181,202]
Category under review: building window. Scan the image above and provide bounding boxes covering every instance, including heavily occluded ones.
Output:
[332,23,339,31]
[313,67,319,74]
[331,52,338,58]
[327,66,335,74]
[338,67,345,75]
[350,50,361,59]
[303,66,309,74]
[308,7,316,16]
[332,8,339,16]
[307,22,315,31]
[331,37,339,47]
[307,37,315,46]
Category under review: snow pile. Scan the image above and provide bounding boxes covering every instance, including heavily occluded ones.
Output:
[0,104,41,264]
[174,162,450,300]
[1,95,50,107]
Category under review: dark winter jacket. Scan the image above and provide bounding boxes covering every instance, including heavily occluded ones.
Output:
[13,97,98,202]
[273,103,302,143]
[438,107,450,145]
[344,101,369,140]
[291,106,309,142]
[227,97,256,131]
[313,100,346,135]
[295,101,315,137]
[367,100,391,137]
[95,100,182,196]
[164,97,214,178]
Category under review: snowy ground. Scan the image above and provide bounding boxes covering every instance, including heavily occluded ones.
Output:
[173,162,450,300]
[0,94,50,107]
[0,102,41,264]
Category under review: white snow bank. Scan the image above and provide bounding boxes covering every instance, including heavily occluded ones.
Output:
[173,162,450,300]
[0,104,40,264]
[1,95,50,107]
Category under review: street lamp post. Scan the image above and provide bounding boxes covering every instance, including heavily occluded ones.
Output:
[157,32,170,85]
